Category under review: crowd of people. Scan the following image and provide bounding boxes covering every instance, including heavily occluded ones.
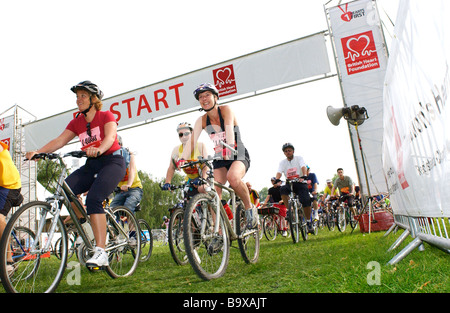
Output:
[2,80,358,272]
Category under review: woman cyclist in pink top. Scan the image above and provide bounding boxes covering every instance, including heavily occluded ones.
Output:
[26,81,126,268]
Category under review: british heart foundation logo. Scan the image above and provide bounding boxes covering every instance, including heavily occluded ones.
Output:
[213,64,237,98]
[341,30,380,75]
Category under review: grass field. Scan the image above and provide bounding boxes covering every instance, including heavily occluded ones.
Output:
[44,224,449,295]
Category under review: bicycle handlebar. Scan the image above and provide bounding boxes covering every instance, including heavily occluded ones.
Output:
[25,151,87,161]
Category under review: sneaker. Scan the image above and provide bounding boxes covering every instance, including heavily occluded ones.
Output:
[86,247,109,268]
[245,206,258,229]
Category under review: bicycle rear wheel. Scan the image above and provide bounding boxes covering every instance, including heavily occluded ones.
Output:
[183,193,230,280]
[0,201,68,293]
[138,219,153,262]
[288,200,300,243]
[263,215,277,241]
[236,204,260,264]
[105,206,141,278]
[168,208,188,265]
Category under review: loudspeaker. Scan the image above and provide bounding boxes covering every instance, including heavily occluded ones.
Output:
[326,106,344,126]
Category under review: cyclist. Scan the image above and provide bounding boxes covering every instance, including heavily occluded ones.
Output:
[322,179,340,212]
[180,83,257,229]
[275,143,313,232]
[25,80,126,268]
[306,166,319,221]
[246,182,260,207]
[0,140,24,275]
[331,168,357,216]
[163,122,208,195]
[110,135,143,213]
[262,178,288,236]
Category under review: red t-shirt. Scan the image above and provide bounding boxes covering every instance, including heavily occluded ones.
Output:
[66,111,121,155]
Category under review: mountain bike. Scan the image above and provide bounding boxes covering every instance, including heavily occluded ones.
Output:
[160,182,196,266]
[259,204,289,241]
[336,195,358,232]
[286,178,308,243]
[181,145,260,280]
[0,151,141,293]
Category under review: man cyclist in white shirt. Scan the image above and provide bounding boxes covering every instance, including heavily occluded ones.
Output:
[275,143,313,232]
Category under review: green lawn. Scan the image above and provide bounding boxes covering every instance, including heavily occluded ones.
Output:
[49,225,449,294]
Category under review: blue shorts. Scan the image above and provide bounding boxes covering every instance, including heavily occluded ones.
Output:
[110,187,143,213]
[0,187,23,216]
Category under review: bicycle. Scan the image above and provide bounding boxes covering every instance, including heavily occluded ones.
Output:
[161,182,197,266]
[0,151,141,293]
[181,145,260,280]
[286,178,308,243]
[259,204,289,241]
[336,195,358,232]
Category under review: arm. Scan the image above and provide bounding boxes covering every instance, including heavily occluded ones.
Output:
[97,121,117,156]
[181,116,203,160]
[164,146,179,184]
[121,153,137,191]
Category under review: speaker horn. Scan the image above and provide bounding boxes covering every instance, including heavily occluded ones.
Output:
[326,106,344,126]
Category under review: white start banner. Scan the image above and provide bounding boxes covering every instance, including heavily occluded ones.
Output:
[326,0,389,196]
[383,0,450,217]
[23,32,330,150]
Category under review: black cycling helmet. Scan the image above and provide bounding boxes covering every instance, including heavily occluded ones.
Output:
[282,142,294,151]
[193,83,219,100]
[72,81,104,118]
[71,80,104,100]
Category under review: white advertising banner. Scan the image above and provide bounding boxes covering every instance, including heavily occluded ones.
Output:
[383,0,450,217]
[327,0,389,196]
[24,32,330,150]
[0,115,15,158]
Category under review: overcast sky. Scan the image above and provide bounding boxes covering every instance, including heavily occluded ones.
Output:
[0,0,399,192]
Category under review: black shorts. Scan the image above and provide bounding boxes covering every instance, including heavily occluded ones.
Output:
[280,182,311,208]
[0,187,23,216]
[65,154,126,215]
[213,148,250,173]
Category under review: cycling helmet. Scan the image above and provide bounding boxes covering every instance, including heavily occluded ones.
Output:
[176,122,193,132]
[71,80,104,100]
[193,83,219,100]
[282,142,295,151]
[117,135,123,147]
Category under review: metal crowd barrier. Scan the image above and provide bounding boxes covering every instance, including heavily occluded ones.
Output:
[385,215,450,265]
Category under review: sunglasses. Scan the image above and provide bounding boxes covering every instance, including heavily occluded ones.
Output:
[86,123,91,137]
[178,131,191,137]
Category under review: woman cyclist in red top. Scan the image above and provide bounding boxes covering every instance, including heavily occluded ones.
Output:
[26,81,126,268]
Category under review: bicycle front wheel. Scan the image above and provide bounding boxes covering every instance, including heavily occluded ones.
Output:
[105,206,141,278]
[337,207,346,232]
[168,208,188,265]
[236,204,260,264]
[0,201,68,293]
[288,200,300,243]
[138,219,153,262]
[183,193,230,280]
